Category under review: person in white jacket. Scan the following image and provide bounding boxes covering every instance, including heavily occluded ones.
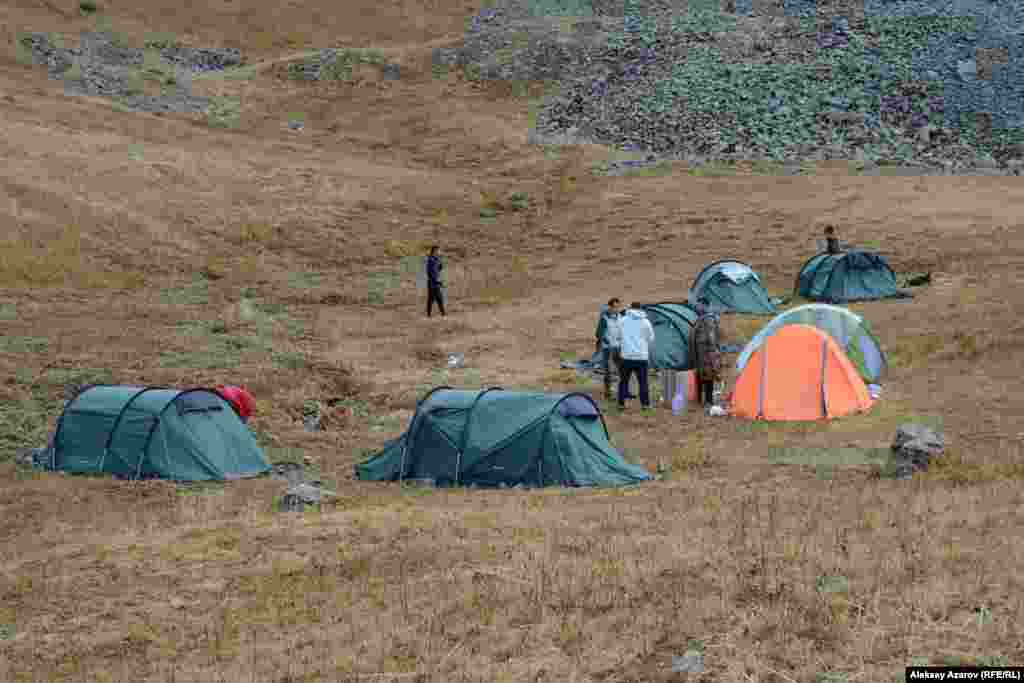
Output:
[618,302,656,409]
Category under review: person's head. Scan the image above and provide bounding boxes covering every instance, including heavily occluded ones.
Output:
[824,225,835,236]
[607,297,621,313]
[697,297,710,313]
[630,302,643,312]
[429,245,440,256]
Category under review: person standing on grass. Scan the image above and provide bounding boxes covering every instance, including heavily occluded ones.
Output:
[689,297,722,409]
[595,297,625,400]
[425,245,446,317]
[824,224,842,255]
[618,302,655,410]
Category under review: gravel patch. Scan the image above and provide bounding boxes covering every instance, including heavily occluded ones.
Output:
[17,31,243,115]
[455,0,1024,172]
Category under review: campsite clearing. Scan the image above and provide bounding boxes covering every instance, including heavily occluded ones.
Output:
[1,0,1024,680]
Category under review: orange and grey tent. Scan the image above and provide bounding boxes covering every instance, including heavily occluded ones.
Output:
[730,324,874,421]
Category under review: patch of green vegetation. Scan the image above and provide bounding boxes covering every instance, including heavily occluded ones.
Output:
[287,271,324,290]
[366,271,400,304]
[272,351,309,371]
[289,48,386,82]
[79,0,98,14]
[0,389,61,460]
[161,276,210,306]
[44,367,114,388]
[0,336,49,355]
[207,97,241,129]
[143,31,177,49]
[688,160,738,177]
[177,481,226,497]
[193,64,262,81]
[624,160,675,177]
[161,316,273,370]
[14,34,36,67]
[139,49,178,86]
[0,303,16,321]
[63,62,84,83]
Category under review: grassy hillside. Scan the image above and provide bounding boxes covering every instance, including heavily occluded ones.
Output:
[1,0,1024,680]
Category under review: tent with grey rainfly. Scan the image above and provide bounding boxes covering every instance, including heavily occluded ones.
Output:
[43,385,271,481]
[356,386,652,488]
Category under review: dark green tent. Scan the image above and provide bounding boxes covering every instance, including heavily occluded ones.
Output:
[46,385,271,481]
[639,302,699,371]
[687,260,777,315]
[795,251,910,303]
[356,387,652,488]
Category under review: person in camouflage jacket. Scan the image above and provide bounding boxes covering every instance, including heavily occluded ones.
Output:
[689,297,722,407]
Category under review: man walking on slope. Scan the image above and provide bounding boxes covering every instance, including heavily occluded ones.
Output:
[595,298,625,400]
[689,297,722,409]
[618,302,655,410]
[425,245,446,317]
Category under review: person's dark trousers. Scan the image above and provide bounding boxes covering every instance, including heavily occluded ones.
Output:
[427,283,446,317]
[698,379,714,406]
[618,359,650,408]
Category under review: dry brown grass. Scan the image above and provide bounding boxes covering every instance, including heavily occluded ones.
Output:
[2,0,1024,680]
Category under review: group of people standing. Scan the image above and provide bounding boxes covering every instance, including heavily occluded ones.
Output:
[595,298,722,411]
[423,245,724,410]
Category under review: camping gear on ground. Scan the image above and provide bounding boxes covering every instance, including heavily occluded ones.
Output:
[795,250,911,303]
[214,384,256,422]
[730,324,875,421]
[661,370,698,406]
[736,303,887,385]
[687,260,777,315]
[637,302,699,371]
[45,385,271,481]
[671,382,687,415]
[355,387,652,488]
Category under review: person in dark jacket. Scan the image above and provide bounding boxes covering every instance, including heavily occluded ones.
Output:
[425,245,446,317]
[824,224,841,255]
[595,298,624,400]
[689,297,722,408]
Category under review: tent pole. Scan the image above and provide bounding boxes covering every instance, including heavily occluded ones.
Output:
[820,337,829,419]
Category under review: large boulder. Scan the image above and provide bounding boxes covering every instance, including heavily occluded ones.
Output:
[890,423,945,478]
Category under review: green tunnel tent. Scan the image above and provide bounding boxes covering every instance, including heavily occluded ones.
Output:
[795,250,909,303]
[687,260,777,315]
[736,303,888,385]
[639,302,699,371]
[356,387,652,488]
[47,385,271,481]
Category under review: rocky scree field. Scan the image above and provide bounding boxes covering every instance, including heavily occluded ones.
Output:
[444,0,1024,172]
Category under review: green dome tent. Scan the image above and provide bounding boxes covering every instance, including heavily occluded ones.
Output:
[736,303,887,385]
[795,250,909,303]
[639,302,699,371]
[45,385,270,481]
[687,260,777,315]
[356,387,652,488]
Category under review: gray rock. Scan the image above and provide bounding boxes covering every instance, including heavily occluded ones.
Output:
[286,483,336,504]
[672,650,705,674]
[890,423,945,475]
[382,63,401,80]
[957,59,978,80]
[893,424,945,454]
[303,415,322,432]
